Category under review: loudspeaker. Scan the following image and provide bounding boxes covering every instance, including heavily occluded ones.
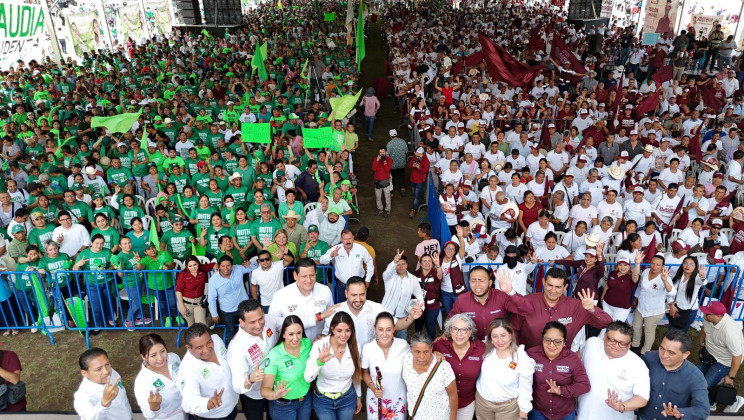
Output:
[587,34,603,54]
[567,0,601,20]
[174,0,202,25]
[203,0,242,25]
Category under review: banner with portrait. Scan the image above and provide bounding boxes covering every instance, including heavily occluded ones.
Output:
[62,9,108,59]
[688,14,719,39]
[642,0,678,37]
[145,0,172,38]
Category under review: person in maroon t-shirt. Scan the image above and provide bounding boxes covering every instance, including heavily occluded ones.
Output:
[176,256,215,327]
[447,266,532,340]
[511,267,613,350]
[0,350,26,411]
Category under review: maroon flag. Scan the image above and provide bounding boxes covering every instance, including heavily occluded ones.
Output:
[550,32,587,84]
[479,33,545,89]
[701,87,724,111]
[528,32,545,52]
[450,59,463,77]
[651,65,673,87]
[643,236,658,263]
[464,51,483,68]
[540,119,552,149]
[689,121,704,162]
[662,198,685,236]
[634,89,662,117]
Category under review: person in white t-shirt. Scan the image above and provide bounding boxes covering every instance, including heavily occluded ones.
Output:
[250,249,293,311]
[568,193,599,229]
[657,158,685,193]
[74,348,133,420]
[596,190,623,231]
[723,150,744,192]
[577,321,650,420]
[526,210,555,249]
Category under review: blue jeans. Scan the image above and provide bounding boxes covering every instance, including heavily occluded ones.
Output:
[411,181,425,210]
[529,410,575,420]
[395,328,407,340]
[13,290,36,327]
[221,310,239,344]
[148,287,178,324]
[365,116,375,138]
[125,283,144,322]
[415,308,439,339]
[87,282,114,329]
[334,279,347,304]
[313,387,357,420]
[441,291,457,317]
[698,361,730,404]
[269,395,311,420]
[619,47,630,66]
[720,56,732,69]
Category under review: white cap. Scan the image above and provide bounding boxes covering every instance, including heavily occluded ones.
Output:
[630,129,638,135]
[389,129,397,137]
[416,147,425,154]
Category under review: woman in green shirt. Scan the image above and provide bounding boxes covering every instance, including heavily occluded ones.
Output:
[247,190,275,221]
[126,217,149,256]
[204,179,225,208]
[91,213,120,253]
[261,315,312,419]
[278,190,305,225]
[211,165,229,191]
[117,194,146,232]
[91,194,117,223]
[230,208,255,261]
[215,236,243,265]
[267,229,297,264]
[73,234,113,331]
[199,212,228,259]
[13,244,43,328]
[176,186,199,220]
[188,195,212,229]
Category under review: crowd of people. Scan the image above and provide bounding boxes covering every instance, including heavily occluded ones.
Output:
[0,0,741,417]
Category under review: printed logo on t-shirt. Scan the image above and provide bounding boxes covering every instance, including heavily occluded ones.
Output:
[180,380,185,390]
[285,360,295,369]
[288,304,298,313]
[153,378,165,391]
[557,317,573,325]
[535,363,544,372]
[201,368,210,379]
[556,365,570,373]
[267,328,273,338]
[172,362,180,373]
[248,344,263,365]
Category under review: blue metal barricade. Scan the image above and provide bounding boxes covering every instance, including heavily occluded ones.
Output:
[0,270,64,344]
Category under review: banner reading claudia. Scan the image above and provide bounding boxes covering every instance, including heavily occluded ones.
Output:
[642,0,678,36]
[0,0,47,70]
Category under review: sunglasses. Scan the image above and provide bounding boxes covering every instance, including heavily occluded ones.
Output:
[258,258,271,262]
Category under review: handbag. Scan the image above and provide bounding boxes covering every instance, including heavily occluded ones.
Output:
[711,383,738,406]
[698,346,718,365]
[199,295,209,309]
[410,361,441,420]
[374,179,391,189]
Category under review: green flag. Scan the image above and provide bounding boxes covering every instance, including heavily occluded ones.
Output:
[324,12,336,21]
[140,126,148,149]
[149,218,160,249]
[241,123,272,143]
[330,89,363,119]
[201,29,213,39]
[300,58,309,80]
[91,109,142,133]
[277,0,283,9]
[303,127,334,149]
[356,0,366,67]
[251,42,268,81]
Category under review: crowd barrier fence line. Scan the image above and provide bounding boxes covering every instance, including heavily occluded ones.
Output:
[0,265,336,348]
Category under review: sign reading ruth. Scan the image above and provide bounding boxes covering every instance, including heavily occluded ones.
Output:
[0,1,46,69]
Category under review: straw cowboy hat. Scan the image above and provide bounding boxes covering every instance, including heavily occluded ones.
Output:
[282,210,302,220]
[499,201,519,221]
[608,165,626,180]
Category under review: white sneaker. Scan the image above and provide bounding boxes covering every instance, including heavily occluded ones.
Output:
[30,328,38,333]
[711,402,718,411]
[724,395,744,413]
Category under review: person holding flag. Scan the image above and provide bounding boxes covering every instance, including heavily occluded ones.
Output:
[135,243,178,327]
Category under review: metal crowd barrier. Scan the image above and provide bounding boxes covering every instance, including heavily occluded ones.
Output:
[461,262,743,321]
[0,264,338,347]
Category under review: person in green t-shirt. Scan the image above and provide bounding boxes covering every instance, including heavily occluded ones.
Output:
[106,156,135,189]
[91,213,121,253]
[115,236,149,327]
[263,319,312,404]
[230,207,256,260]
[115,193,146,231]
[27,211,55,249]
[199,213,229,259]
[167,164,190,194]
[299,224,331,283]
[189,195,217,231]
[191,161,212,195]
[251,204,283,251]
[160,216,195,261]
[215,236,243,265]
[37,241,72,291]
[72,234,113,330]
[135,243,177,326]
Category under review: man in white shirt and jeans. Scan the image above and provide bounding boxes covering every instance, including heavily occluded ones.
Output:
[180,323,239,420]
[227,299,282,420]
[319,229,374,298]
[249,249,293,312]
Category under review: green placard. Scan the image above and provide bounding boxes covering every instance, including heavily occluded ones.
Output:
[303,127,333,149]
[241,123,271,143]
[324,12,336,21]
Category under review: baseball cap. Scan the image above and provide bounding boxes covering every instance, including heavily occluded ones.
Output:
[700,301,726,316]
[328,208,342,215]
[389,129,397,137]
[630,129,638,135]
[709,248,725,263]
[710,218,723,228]
[308,224,319,233]
[11,224,25,234]
[30,211,43,221]
[578,155,588,162]
[71,182,83,190]
[584,249,597,257]
[619,151,629,158]
[173,215,183,223]
[671,239,690,251]
[196,161,207,168]
[633,186,644,193]
[276,170,285,177]
[616,256,631,266]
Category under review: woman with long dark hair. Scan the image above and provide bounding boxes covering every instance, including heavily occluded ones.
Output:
[414,253,442,339]
[175,256,215,327]
[261,315,312,420]
[616,232,642,263]
[305,311,362,419]
[133,334,185,419]
[668,256,707,332]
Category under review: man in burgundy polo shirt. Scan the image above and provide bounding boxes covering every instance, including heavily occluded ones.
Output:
[511,267,612,349]
[447,265,532,340]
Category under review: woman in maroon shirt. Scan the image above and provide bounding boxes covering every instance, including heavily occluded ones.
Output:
[599,253,642,322]
[526,321,590,420]
[518,191,541,235]
[414,253,442,339]
[432,313,485,420]
[175,256,215,327]
[555,245,605,298]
